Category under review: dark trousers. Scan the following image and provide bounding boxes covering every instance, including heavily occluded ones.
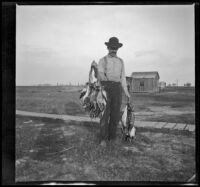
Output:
[100,81,122,141]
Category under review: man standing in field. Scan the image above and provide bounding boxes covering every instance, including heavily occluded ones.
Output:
[92,37,130,147]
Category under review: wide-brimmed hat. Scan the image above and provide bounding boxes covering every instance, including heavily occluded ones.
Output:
[105,37,123,49]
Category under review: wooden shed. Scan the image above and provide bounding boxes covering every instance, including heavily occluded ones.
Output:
[127,71,160,93]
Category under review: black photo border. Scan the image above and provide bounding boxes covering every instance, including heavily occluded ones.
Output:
[2,0,199,185]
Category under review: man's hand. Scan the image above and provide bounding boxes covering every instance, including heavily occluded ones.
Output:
[91,61,97,68]
[126,92,130,99]
[91,61,98,78]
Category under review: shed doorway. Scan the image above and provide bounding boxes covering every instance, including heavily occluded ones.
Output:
[139,80,144,92]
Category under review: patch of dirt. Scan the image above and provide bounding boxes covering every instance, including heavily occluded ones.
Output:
[135,105,195,124]
[148,106,194,115]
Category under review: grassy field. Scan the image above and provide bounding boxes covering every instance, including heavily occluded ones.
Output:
[16,86,195,124]
[16,115,195,182]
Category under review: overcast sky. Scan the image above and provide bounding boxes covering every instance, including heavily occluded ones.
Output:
[16,5,195,86]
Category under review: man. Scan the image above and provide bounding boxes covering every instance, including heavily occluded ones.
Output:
[92,37,130,147]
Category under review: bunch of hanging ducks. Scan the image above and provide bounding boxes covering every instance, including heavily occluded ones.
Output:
[79,62,107,119]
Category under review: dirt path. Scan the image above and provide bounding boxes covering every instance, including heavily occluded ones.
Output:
[16,110,195,132]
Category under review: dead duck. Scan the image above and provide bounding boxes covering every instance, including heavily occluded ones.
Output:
[120,102,136,142]
[80,62,107,119]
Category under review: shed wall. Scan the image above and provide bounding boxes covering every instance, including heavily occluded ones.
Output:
[131,78,159,92]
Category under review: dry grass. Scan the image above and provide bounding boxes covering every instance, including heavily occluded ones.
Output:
[16,86,85,115]
[16,115,195,182]
[16,86,195,124]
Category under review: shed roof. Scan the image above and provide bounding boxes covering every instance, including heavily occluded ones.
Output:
[126,76,132,80]
[131,71,160,79]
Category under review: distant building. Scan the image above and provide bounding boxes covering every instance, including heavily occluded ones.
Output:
[184,83,191,87]
[126,71,160,93]
[159,81,166,91]
[172,83,177,87]
[44,83,51,86]
[38,83,52,86]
